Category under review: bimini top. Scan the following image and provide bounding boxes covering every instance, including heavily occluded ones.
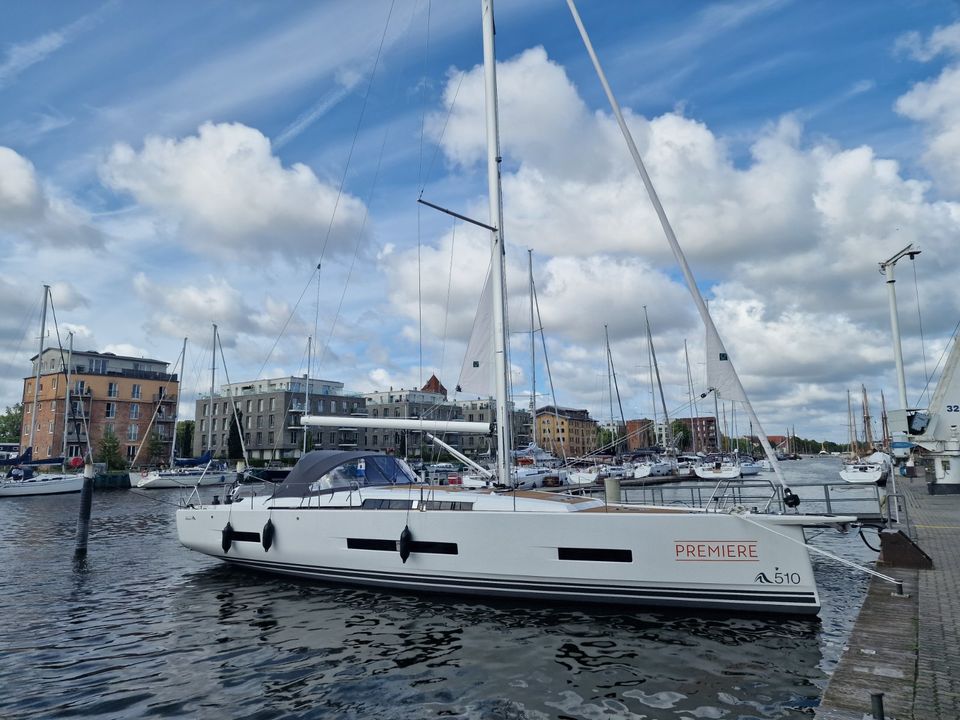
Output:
[272,451,419,498]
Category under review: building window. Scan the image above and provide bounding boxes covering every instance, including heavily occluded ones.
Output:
[132,384,142,399]
[127,424,138,441]
[130,404,140,420]
[268,415,274,428]
[127,445,137,460]
[74,380,85,395]
[256,416,263,429]
[268,431,274,445]
[48,421,54,434]
[108,382,118,398]
[256,432,263,445]
[317,399,325,413]
[106,402,116,419]
[269,397,276,411]
[257,399,263,412]
[212,434,217,447]
[199,419,206,432]
[245,416,251,429]
[246,400,252,413]
[329,432,336,444]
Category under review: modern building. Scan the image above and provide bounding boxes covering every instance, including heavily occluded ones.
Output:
[363,375,461,457]
[195,376,366,461]
[21,349,179,465]
[535,406,599,458]
[451,396,530,458]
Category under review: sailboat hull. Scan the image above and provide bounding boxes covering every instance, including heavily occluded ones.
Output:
[178,494,826,615]
[0,474,84,497]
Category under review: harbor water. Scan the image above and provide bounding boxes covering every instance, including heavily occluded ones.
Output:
[0,457,877,719]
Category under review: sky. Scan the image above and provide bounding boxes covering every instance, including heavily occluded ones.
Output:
[2,0,959,444]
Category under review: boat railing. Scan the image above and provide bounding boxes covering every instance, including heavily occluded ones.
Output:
[615,478,891,524]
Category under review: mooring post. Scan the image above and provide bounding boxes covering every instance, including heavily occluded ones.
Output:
[870,691,885,719]
[604,476,621,507]
[73,463,95,562]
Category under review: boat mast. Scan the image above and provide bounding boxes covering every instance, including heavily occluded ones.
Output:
[862,384,874,450]
[481,0,513,486]
[605,324,615,452]
[880,389,890,449]
[304,336,312,454]
[846,389,855,458]
[208,323,217,454]
[643,306,672,450]
[684,339,697,453]
[170,337,186,466]
[61,331,74,462]
[29,285,50,452]
[528,250,536,444]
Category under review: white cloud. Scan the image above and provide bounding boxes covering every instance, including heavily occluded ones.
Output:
[132,272,306,347]
[101,122,369,263]
[0,146,103,247]
[895,22,960,196]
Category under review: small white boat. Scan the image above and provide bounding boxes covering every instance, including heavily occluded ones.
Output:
[0,471,84,497]
[838,462,884,484]
[694,456,741,480]
[134,466,231,489]
[738,458,763,476]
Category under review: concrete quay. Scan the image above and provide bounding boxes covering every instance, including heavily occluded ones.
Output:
[817,477,960,719]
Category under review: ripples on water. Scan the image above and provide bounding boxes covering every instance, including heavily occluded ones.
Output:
[0,458,875,719]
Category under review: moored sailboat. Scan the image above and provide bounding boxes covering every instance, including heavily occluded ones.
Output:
[176,0,855,615]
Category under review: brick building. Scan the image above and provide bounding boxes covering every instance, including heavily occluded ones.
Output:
[21,349,178,465]
[535,406,599,458]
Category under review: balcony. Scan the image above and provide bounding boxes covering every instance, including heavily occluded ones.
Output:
[153,393,177,403]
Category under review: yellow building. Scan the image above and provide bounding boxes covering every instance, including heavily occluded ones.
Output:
[535,405,598,458]
[21,349,179,465]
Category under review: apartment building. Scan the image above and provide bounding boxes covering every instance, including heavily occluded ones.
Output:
[451,397,531,457]
[362,375,459,457]
[534,406,599,458]
[195,376,366,461]
[21,349,179,465]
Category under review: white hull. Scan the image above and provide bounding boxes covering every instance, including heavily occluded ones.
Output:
[693,464,741,480]
[133,469,231,489]
[178,482,851,615]
[839,464,884,484]
[739,463,762,476]
[0,473,84,496]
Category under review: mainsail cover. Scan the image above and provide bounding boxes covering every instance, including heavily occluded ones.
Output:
[457,267,495,397]
[705,325,747,403]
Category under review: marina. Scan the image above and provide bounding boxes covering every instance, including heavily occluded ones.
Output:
[0,458,884,719]
[1,1,959,718]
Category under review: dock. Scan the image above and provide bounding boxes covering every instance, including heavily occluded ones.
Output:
[816,476,960,719]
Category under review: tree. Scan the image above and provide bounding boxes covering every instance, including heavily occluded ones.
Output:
[145,432,166,466]
[0,403,23,443]
[670,419,688,450]
[176,420,194,458]
[227,410,244,460]
[97,428,126,470]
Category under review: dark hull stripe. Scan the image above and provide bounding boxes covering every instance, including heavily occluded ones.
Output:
[224,556,818,606]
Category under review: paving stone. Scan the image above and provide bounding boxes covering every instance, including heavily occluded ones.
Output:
[818,477,960,719]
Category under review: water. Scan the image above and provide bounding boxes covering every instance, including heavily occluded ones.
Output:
[0,458,876,719]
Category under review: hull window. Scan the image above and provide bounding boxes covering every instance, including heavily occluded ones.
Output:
[347,538,459,555]
[558,547,633,563]
[231,531,261,544]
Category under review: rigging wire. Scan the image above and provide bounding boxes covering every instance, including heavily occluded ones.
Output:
[415,0,432,389]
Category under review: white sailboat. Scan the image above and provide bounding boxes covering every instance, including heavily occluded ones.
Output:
[177,0,854,615]
[1,286,84,498]
[133,328,231,489]
[839,388,889,484]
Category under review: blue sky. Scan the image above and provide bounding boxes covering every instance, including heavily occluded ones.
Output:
[2,0,959,442]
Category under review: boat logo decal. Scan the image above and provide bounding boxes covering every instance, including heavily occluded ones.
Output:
[674,541,758,561]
